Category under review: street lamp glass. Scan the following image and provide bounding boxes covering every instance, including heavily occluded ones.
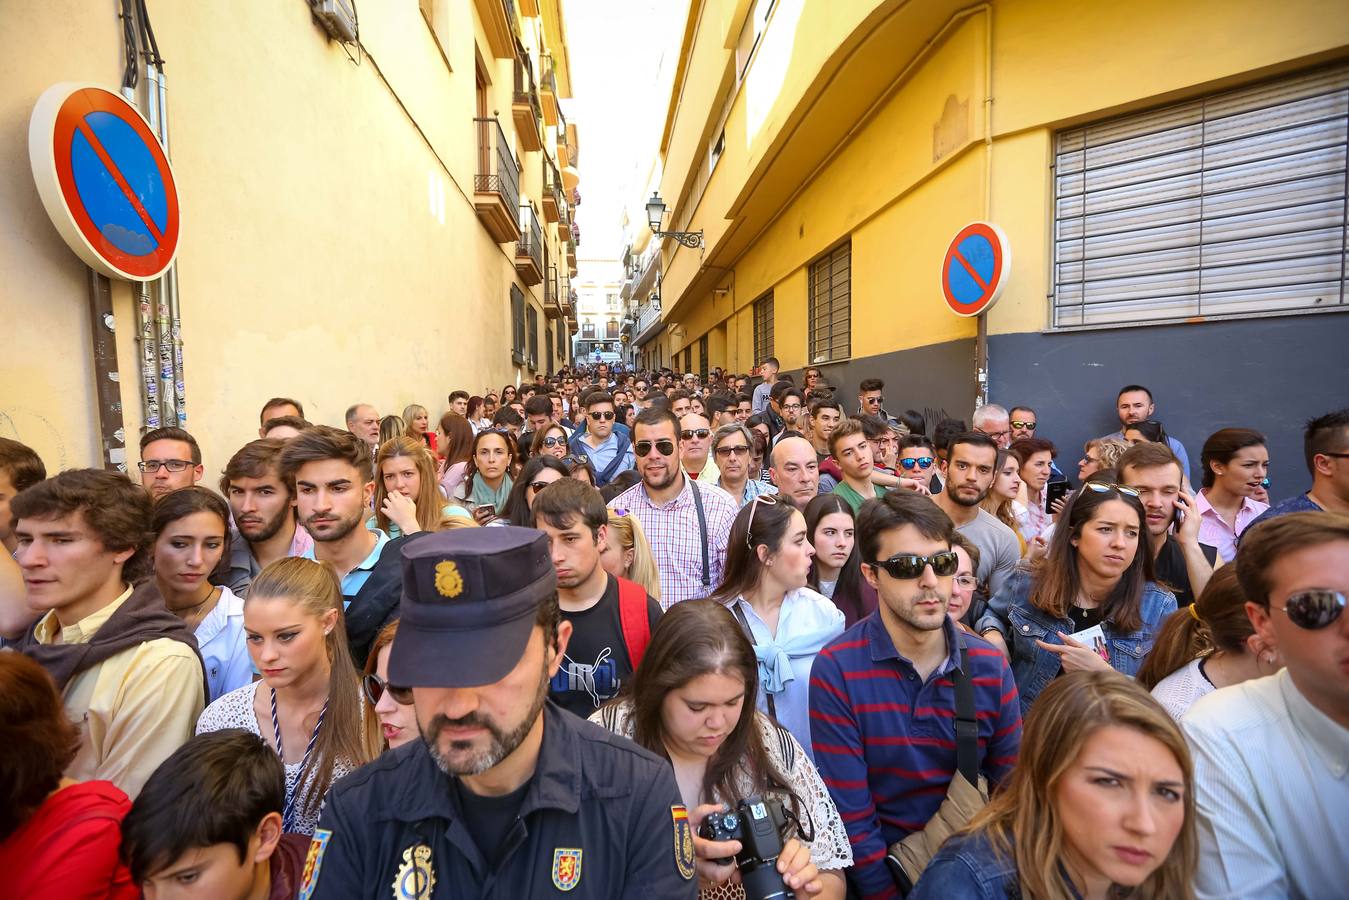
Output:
[646,193,665,233]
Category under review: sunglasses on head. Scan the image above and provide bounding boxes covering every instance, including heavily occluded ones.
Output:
[1084,481,1141,498]
[635,439,676,457]
[868,550,959,580]
[590,410,616,421]
[681,428,711,440]
[899,456,935,470]
[1274,589,1345,630]
[362,673,413,706]
[745,494,780,548]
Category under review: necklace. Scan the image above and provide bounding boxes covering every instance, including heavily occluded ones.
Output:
[270,687,328,833]
[166,586,218,624]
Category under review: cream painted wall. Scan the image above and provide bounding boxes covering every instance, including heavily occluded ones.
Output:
[0,0,567,477]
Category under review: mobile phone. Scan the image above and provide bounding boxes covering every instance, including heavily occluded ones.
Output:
[1046,480,1071,508]
[474,503,496,519]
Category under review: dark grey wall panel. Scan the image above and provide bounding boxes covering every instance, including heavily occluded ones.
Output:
[987,314,1349,495]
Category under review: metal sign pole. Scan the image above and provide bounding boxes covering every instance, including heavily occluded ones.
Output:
[87,269,127,472]
[975,311,989,409]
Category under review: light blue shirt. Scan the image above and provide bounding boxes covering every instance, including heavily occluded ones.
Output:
[303,529,390,608]
[572,431,635,485]
[195,586,253,703]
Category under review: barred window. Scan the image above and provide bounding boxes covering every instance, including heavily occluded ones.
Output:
[1053,65,1349,328]
[699,335,709,380]
[683,346,692,374]
[753,292,774,365]
[809,241,851,363]
[527,304,539,369]
[511,285,526,365]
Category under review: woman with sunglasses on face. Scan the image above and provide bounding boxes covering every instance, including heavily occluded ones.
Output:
[1196,427,1270,562]
[591,601,852,899]
[152,487,251,703]
[976,483,1178,714]
[499,384,518,407]
[803,494,876,627]
[530,422,571,460]
[496,455,570,527]
[1078,438,1129,484]
[456,428,517,524]
[981,449,1028,557]
[911,670,1196,900]
[361,621,417,750]
[600,510,663,603]
[196,558,381,835]
[712,424,778,507]
[708,496,845,757]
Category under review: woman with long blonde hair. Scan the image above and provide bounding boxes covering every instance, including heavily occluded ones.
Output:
[911,670,1196,899]
[196,558,381,835]
[371,436,469,537]
[402,404,435,452]
[599,510,661,603]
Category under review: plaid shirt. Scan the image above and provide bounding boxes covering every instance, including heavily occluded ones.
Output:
[608,474,738,609]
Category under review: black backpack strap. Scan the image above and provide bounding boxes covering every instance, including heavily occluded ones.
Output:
[689,478,711,588]
[952,636,979,785]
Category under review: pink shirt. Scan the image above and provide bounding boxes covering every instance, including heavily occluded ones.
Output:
[1195,490,1269,563]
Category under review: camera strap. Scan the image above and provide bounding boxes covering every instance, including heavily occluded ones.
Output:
[952,637,978,786]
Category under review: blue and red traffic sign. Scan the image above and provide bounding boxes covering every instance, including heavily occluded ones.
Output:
[29,83,181,281]
[941,222,1010,317]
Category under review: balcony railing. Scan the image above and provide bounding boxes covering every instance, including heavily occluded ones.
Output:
[540,54,559,125]
[515,204,543,285]
[544,263,562,318]
[542,159,562,223]
[473,117,520,243]
[512,50,543,152]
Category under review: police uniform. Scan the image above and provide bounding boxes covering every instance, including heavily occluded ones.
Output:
[298,527,696,900]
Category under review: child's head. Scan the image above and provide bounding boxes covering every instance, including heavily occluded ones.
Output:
[121,730,285,897]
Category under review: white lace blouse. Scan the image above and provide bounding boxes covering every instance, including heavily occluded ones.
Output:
[591,701,853,877]
[195,682,359,836]
[1151,657,1216,720]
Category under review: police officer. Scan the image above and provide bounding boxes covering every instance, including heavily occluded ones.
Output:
[301,527,696,899]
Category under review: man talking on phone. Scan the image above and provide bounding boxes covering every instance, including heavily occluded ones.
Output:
[1118,442,1217,607]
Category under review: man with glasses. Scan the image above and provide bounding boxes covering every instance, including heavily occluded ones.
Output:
[711,424,777,507]
[897,434,940,493]
[1118,442,1217,607]
[971,404,1012,450]
[679,413,716,482]
[607,408,737,609]
[809,490,1022,898]
[857,377,897,426]
[1184,511,1349,900]
[138,426,205,499]
[772,386,807,445]
[570,392,634,487]
[932,433,1021,598]
[631,379,651,410]
[1251,407,1349,527]
[1008,406,1038,443]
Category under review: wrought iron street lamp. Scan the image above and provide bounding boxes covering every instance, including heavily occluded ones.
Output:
[645,192,704,249]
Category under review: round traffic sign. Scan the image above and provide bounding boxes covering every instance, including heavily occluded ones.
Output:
[941,222,1010,317]
[29,83,181,281]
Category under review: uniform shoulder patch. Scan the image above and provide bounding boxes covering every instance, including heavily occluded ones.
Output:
[552,847,583,892]
[671,805,695,880]
[298,828,332,900]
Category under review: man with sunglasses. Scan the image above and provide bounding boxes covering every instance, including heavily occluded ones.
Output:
[678,413,717,482]
[1250,407,1349,528]
[898,434,940,493]
[1183,511,1349,900]
[569,392,634,487]
[809,490,1022,898]
[931,433,1021,599]
[607,408,737,609]
[138,426,205,499]
[857,377,897,426]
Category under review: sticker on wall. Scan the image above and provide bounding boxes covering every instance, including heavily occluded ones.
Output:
[28,83,181,281]
[941,222,1010,318]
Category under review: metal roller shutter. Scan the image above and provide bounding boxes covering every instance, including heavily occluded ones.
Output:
[1052,65,1349,328]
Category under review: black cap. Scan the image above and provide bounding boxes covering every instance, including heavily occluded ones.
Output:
[388,527,555,688]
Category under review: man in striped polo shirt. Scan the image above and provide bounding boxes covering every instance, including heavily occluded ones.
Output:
[809,490,1022,899]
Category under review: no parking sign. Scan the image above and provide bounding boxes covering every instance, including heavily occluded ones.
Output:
[29,83,181,281]
[941,222,1010,317]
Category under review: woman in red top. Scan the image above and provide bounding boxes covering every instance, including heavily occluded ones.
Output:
[0,653,138,899]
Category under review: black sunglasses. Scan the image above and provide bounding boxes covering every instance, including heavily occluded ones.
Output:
[635,439,676,457]
[590,411,616,421]
[681,428,711,440]
[1275,589,1345,630]
[541,436,567,448]
[362,673,413,706]
[869,550,959,580]
[529,480,555,493]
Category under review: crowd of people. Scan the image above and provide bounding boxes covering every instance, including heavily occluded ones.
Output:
[0,359,1345,899]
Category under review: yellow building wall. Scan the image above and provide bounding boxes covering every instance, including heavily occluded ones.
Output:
[658,0,1349,370]
[0,0,566,475]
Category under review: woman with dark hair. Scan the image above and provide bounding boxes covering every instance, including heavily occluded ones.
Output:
[1137,566,1281,718]
[499,384,518,407]
[465,395,485,430]
[529,422,571,460]
[457,428,517,523]
[1010,437,1058,544]
[1123,419,1169,446]
[497,455,570,526]
[803,494,875,626]
[152,486,250,702]
[561,452,597,486]
[0,653,138,897]
[977,483,1178,713]
[911,670,1196,900]
[707,496,845,755]
[592,600,851,898]
[1196,427,1270,561]
[362,621,417,750]
[437,412,476,498]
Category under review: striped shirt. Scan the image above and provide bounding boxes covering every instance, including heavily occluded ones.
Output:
[809,613,1022,899]
[608,474,737,609]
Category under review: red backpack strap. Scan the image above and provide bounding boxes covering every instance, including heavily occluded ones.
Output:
[616,576,652,667]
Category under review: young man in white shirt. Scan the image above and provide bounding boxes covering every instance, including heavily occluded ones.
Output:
[1182,511,1349,900]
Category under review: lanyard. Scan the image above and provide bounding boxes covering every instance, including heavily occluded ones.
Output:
[270,687,328,833]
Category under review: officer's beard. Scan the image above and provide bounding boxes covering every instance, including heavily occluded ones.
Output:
[422,664,549,777]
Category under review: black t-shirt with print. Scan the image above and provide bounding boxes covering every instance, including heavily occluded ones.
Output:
[549,574,662,719]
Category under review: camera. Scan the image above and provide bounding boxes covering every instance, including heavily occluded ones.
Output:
[698,795,795,900]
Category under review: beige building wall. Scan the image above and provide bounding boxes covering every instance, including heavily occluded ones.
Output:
[0,0,575,477]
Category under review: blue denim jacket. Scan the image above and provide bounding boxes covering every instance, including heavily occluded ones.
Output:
[976,569,1176,713]
[910,831,1082,899]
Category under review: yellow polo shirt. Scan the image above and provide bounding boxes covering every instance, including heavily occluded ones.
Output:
[32,586,205,798]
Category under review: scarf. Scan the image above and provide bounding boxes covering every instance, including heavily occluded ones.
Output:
[469,473,513,512]
[735,594,842,695]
